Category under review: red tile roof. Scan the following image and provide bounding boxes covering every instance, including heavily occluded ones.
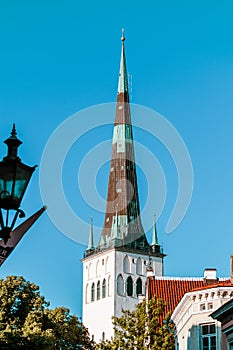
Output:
[191,279,233,291]
[147,277,233,320]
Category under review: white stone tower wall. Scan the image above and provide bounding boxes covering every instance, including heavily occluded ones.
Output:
[82,248,163,341]
[82,249,116,342]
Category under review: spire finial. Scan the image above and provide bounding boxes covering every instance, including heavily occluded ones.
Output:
[118,28,128,94]
[3,123,22,161]
[121,28,125,42]
[11,123,17,138]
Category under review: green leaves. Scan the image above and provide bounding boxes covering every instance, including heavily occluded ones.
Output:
[0,276,95,350]
[97,296,175,350]
[0,276,175,349]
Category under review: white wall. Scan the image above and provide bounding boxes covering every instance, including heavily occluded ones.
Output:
[82,248,163,342]
[82,249,115,342]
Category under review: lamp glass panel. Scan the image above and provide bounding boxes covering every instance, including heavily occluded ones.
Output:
[0,162,33,209]
[0,164,14,199]
[14,166,31,201]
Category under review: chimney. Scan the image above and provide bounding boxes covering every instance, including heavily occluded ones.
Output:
[203,268,218,284]
[230,255,233,283]
[146,266,155,278]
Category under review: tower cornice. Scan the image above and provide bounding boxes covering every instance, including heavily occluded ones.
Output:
[82,245,166,263]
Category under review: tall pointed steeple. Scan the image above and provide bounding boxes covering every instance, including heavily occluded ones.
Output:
[82,33,165,342]
[97,31,150,251]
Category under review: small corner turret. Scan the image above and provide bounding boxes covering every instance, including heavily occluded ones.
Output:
[85,217,95,257]
[151,213,162,254]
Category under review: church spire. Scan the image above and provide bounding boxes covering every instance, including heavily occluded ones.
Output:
[97,31,150,251]
[82,33,165,343]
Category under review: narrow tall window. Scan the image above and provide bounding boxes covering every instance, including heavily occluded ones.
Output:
[97,280,101,300]
[123,255,130,273]
[136,277,142,296]
[105,256,110,274]
[91,283,95,302]
[108,275,111,296]
[88,263,92,279]
[200,324,217,350]
[117,274,124,296]
[126,276,133,297]
[85,283,89,304]
[102,279,106,298]
[136,257,142,275]
[96,260,101,277]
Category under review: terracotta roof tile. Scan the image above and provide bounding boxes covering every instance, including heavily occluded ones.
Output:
[147,277,233,321]
[191,279,233,291]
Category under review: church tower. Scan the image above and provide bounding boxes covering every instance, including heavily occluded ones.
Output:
[82,32,165,342]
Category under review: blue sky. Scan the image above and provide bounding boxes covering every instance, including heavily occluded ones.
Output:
[1,0,233,318]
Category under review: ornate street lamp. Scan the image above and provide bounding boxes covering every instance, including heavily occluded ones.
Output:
[0,124,37,243]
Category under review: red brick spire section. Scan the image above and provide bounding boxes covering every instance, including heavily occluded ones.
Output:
[97,32,150,251]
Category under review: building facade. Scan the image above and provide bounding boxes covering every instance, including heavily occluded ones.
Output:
[210,257,233,350]
[211,298,233,350]
[82,33,165,342]
[146,268,233,350]
[172,282,233,349]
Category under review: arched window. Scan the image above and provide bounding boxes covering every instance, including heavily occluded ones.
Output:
[88,263,92,279]
[136,278,142,296]
[123,255,130,273]
[102,279,106,298]
[126,276,133,297]
[91,283,95,302]
[97,280,101,300]
[85,283,89,304]
[108,275,111,296]
[136,257,142,275]
[105,256,110,274]
[117,274,124,296]
[96,260,101,277]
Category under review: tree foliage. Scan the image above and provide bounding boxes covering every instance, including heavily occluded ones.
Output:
[0,275,95,350]
[97,296,175,350]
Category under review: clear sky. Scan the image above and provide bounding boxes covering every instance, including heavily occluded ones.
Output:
[0,0,233,318]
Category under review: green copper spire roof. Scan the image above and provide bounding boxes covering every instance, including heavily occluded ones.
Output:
[117,29,128,94]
